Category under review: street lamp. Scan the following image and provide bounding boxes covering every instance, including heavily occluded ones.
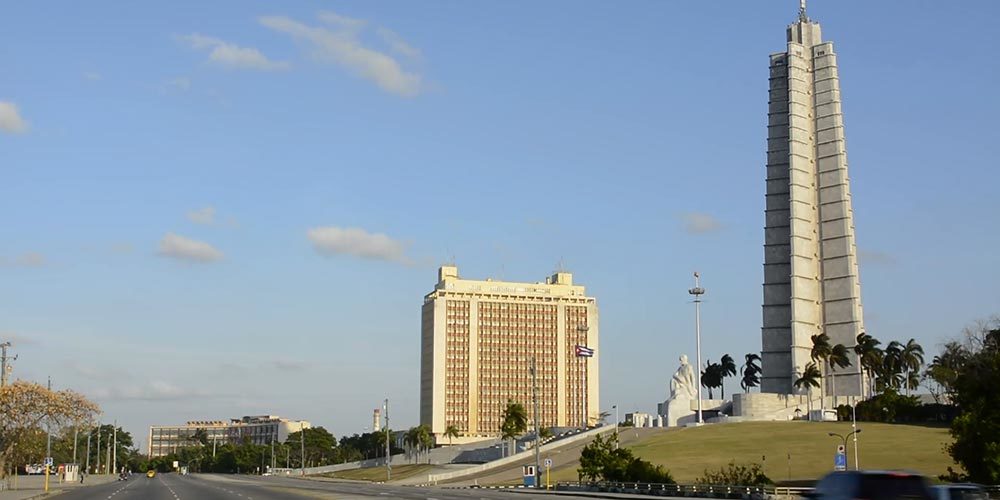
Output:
[688,272,706,424]
[828,429,862,470]
[612,405,619,449]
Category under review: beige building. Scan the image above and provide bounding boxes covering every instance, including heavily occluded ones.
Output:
[761,2,865,397]
[148,415,311,457]
[421,266,599,441]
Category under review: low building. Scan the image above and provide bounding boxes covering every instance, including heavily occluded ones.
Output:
[148,415,311,458]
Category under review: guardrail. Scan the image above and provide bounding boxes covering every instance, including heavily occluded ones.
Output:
[556,481,811,499]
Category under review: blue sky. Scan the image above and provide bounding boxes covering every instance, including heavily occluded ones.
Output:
[2,1,998,449]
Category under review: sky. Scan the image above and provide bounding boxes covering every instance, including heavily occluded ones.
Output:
[2,1,999,451]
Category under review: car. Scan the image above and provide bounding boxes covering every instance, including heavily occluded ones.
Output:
[932,484,988,500]
[808,470,934,500]
[146,470,156,478]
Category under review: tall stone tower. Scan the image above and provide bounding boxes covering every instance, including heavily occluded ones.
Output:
[761,1,864,396]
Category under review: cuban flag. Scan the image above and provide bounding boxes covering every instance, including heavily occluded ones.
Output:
[575,345,595,357]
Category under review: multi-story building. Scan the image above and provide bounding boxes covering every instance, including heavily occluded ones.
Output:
[148,415,311,457]
[421,265,599,442]
[761,1,865,396]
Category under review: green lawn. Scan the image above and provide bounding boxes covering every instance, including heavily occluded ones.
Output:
[324,464,435,482]
[549,421,957,483]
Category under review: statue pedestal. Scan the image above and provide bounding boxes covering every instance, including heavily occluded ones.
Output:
[663,398,696,427]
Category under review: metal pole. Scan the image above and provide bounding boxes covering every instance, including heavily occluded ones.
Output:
[613,405,619,449]
[0,342,15,388]
[112,421,117,475]
[852,398,860,470]
[384,399,391,481]
[73,428,79,465]
[532,357,540,488]
[689,273,705,424]
[299,422,306,475]
[45,377,51,491]
[95,424,101,474]
[85,431,91,473]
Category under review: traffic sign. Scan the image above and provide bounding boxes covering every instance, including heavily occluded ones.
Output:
[544,458,553,468]
[44,457,53,466]
[837,444,845,454]
[834,452,847,471]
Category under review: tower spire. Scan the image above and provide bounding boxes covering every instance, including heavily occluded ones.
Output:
[799,0,808,22]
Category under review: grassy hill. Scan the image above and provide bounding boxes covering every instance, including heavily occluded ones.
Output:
[324,464,435,482]
[549,421,956,483]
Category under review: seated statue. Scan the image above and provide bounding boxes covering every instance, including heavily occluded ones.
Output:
[669,354,698,400]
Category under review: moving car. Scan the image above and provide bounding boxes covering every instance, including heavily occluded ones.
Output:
[808,470,934,500]
[933,484,987,500]
[146,470,156,478]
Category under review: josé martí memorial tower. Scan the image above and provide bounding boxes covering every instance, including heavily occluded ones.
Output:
[760,0,865,400]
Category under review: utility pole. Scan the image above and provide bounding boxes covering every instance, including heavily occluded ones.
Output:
[0,342,16,387]
[95,424,101,474]
[112,421,118,475]
[531,357,541,488]
[85,430,92,473]
[45,377,52,492]
[577,325,589,428]
[689,272,706,424]
[73,427,79,464]
[299,422,306,476]
[384,398,391,481]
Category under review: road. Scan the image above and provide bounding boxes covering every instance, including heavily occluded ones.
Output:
[51,473,602,499]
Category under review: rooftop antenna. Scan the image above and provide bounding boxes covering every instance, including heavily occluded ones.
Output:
[556,257,566,273]
[799,0,808,22]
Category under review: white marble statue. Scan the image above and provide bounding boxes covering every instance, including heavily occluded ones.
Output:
[669,354,697,400]
[663,354,698,427]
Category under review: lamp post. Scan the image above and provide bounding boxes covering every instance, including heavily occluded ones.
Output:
[688,273,706,424]
[828,429,862,469]
[612,405,619,449]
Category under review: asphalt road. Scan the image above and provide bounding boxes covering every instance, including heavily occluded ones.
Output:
[51,473,602,499]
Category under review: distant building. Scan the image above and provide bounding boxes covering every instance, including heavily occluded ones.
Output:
[148,415,311,458]
[421,265,600,442]
[624,412,651,428]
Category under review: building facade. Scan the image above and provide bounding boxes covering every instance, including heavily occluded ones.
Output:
[761,3,864,396]
[148,415,311,458]
[421,266,599,441]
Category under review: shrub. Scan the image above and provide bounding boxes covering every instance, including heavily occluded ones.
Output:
[697,461,771,486]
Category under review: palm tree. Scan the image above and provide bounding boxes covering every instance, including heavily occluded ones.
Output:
[794,362,822,419]
[741,353,762,393]
[443,425,460,446]
[720,354,737,399]
[900,339,925,396]
[500,400,528,457]
[854,332,882,398]
[827,343,852,407]
[699,361,723,399]
[416,425,433,463]
[811,333,832,411]
[882,341,904,392]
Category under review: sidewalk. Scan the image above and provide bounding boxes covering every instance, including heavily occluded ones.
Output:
[0,474,117,499]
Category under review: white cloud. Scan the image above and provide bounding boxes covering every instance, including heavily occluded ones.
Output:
[1,252,47,268]
[0,101,28,134]
[178,33,289,71]
[83,71,102,81]
[187,206,216,225]
[260,12,423,97]
[167,76,191,91]
[376,27,422,60]
[680,212,723,234]
[307,226,410,263]
[157,232,224,263]
[90,380,214,401]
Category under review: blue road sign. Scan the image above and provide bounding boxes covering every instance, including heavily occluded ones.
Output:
[834,452,847,471]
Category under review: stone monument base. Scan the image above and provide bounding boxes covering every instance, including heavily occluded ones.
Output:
[663,398,696,427]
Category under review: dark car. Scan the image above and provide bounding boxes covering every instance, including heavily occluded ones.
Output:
[808,470,934,500]
[933,484,988,500]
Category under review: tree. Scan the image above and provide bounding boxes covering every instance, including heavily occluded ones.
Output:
[828,343,852,407]
[0,381,100,478]
[500,400,527,457]
[285,426,337,468]
[443,425,459,446]
[794,362,822,418]
[700,361,723,399]
[697,461,772,486]
[900,338,925,396]
[577,433,673,484]
[719,354,737,399]
[881,341,904,392]
[924,341,968,403]
[810,333,832,412]
[741,353,762,393]
[854,332,883,398]
[947,326,1000,483]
